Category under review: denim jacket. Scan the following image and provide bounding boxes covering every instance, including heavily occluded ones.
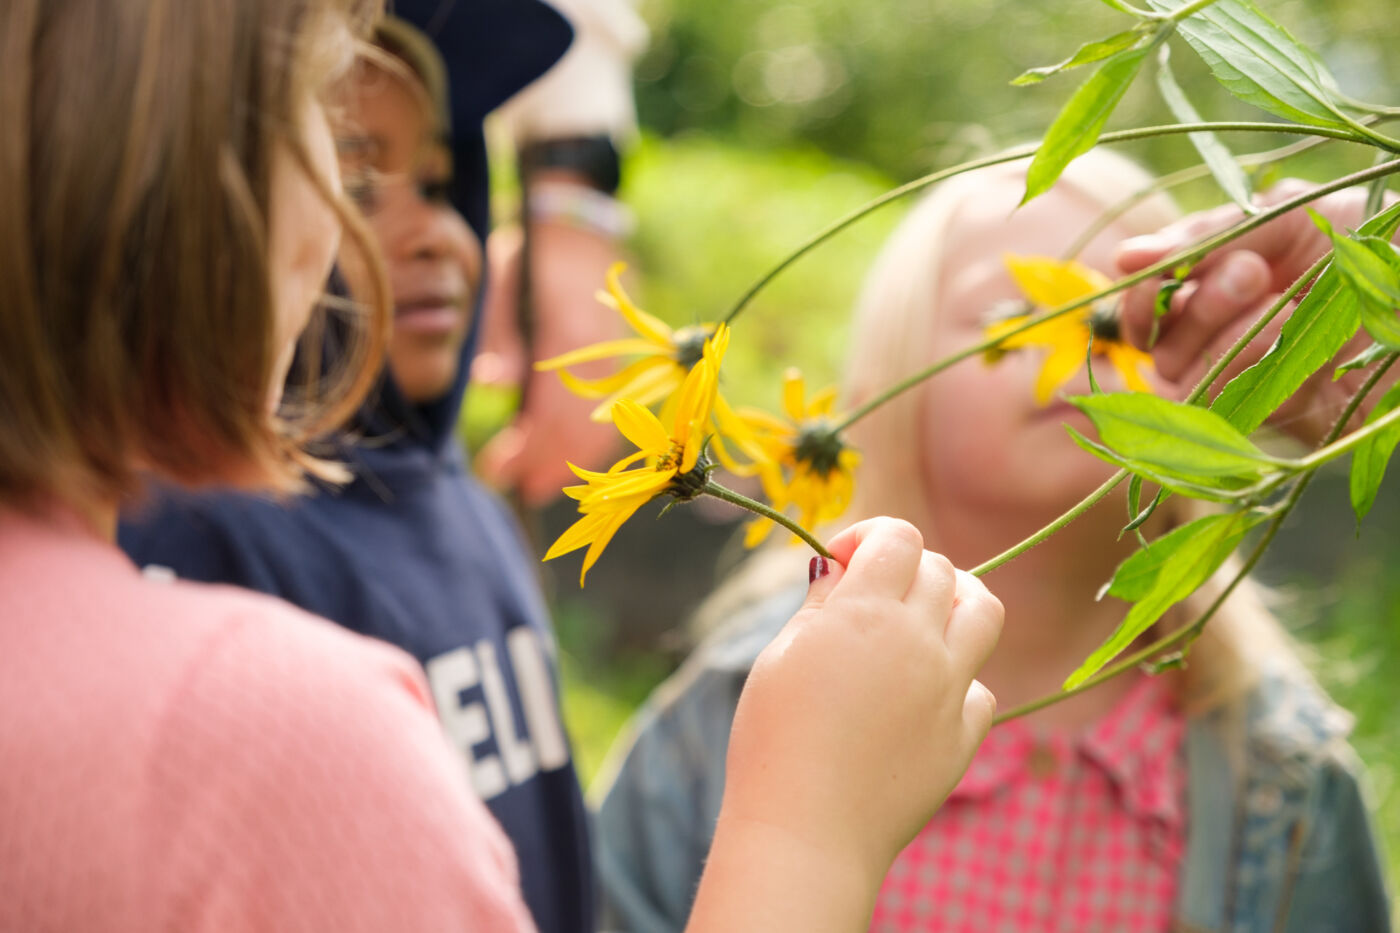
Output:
[594,584,1392,933]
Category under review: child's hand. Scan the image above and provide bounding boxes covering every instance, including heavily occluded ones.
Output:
[687,518,1001,933]
[1117,182,1387,444]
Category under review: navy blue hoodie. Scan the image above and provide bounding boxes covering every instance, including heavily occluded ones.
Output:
[119,4,594,932]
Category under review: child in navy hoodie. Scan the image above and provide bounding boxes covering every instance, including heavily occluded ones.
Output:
[120,5,598,931]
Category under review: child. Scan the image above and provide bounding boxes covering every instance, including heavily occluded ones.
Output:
[0,1,1004,930]
[117,17,603,932]
[595,149,1391,933]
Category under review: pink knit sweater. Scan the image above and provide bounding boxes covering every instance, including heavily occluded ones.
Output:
[0,509,536,932]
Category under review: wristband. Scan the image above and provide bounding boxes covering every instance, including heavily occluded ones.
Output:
[527,181,635,239]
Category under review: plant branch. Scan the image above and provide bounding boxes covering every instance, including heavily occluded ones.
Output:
[701,480,834,559]
[992,352,1397,724]
[833,161,1399,433]
[721,122,1372,326]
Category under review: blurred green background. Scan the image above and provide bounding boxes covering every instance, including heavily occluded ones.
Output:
[475,0,1400,898]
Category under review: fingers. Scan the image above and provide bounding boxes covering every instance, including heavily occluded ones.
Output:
[961,679,998,744]
[823,518,927,602]
[945,570,1002,682]
[798,554,847,613]
[1147,251,1273,382]
[902,550,960,636]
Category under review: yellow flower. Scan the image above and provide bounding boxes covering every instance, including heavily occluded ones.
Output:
[544,325,730,585]
[730,368,861,547]
[985,255,1155,406]
[535,262,718,422]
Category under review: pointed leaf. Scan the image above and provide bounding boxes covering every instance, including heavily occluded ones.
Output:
[1312,210,1400,349]
[1070,392,1283,481]
[1350,381,1400,523]
[1211,201,1400,433]
[1334,342,1391,380]
[1107,513,1239,602]
[1023,45,1152,205]
[1145,0,1353,128]
[1155,45,1254,211]
[1013,29,1149,86]
[1067,427,1251,502]
[1065,509,1268,688]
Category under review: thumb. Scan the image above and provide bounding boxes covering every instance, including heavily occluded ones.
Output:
[799,553,846,612]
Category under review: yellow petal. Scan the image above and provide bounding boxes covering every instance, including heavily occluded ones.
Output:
[573,469,672,508]
[1033,343,1085,406]
[603,262,674,346]
[557,356,672,401]
[704,323,731,369]
[808,386,839,417]
[578,504,642,586]
[544,510,611,562]
[534,339,666,372]
[670,354,717,447]
[1004,254,1113,310]
[1107,343,1157,395]
[611,399,671,455]
[580,362,685,422]
[781,368,806,421]
[729,405,791,436]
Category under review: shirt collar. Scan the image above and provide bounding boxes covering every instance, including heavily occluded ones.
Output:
[951,674,1186,832]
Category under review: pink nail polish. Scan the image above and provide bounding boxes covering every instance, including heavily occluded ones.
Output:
[809,556,830,583]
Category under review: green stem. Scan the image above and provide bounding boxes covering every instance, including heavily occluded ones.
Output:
[1290,396,1400,471]
[721,122,1371,327]
[992,352,1397,724]
[1061,133,1340,262]
[701,480,834,559]
[970,473,1124,576]
[1166,0,1224,21]
[833,161,1400,433]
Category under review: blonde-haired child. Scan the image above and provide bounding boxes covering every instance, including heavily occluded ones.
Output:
[595,149,1390,933]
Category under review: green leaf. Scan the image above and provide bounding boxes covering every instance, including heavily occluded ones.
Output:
[1155,45,1254,211]
[1311,210,1400,349]
[1212,202,1400,433]
[1105,512,1237,601]
[1023,44,1152,205]
[1013,29,1148,86]
[1069,392,1284,482]
[1334,342,1391,380]
[1067,426,1256,502]
[1065,509,1268,688]
[1349,381,1400,523]
[1122,487,1165,539]
[1145,0,1354,128]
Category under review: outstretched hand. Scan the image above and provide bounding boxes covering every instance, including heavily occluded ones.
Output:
[1117,181,1389,444]
[688,518,1002,933]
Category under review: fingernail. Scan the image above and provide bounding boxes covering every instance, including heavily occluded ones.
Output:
[809,556,830,583]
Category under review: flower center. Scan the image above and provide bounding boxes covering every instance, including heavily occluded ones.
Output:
[794,422,845,478]
[666,450,715,501]
[1088,302,1121,342]
[672,326,712,369]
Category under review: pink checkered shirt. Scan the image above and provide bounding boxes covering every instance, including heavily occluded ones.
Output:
[870,674,1187,933]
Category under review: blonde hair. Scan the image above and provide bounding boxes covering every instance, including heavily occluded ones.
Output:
[699,149,1303,714]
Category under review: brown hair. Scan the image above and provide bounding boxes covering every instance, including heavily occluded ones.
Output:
[0,0,390,520]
